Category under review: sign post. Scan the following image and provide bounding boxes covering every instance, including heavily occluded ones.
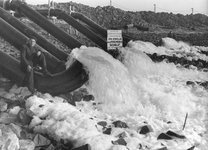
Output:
[107,30,123,51]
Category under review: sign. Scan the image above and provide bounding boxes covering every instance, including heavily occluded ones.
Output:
[107,30,123,50]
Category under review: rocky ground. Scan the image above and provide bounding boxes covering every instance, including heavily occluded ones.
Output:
[0,75,94,149]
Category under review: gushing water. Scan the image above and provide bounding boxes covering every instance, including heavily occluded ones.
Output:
[70,40,207,126]
[71,46,144,116]
[119,39,207,122]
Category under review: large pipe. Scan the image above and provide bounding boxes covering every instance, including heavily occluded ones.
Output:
[71,12,132,46]
[0,6,68,61]
[0,50,25,86]
[0,18,62,73]
[1,0,82,49]
[0,18,88,95]
[13,9,130,48]
[71,12,107,37]
[35,9,107,50]
[0,49,87,95]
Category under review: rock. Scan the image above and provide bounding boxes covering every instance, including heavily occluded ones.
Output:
[20,130,36,140]
[118,132,128,138]
[33,134,51,147]
[79,88,88,95]
[29,116,43,129]
[0,124,20,150]
[97,121,107,127]
[0,100,8,111]
[157,133,173,140]
[83,95,94,101]
[0,112,17,124]
[166,130,186,139]
[19,139,35,150]
[58,94,75,106]
[8,123,22,138]
[73,91,84,102]
[17,108,33,126]
[187,146,195,150]
[0,91,7,97]
[19,87,31,97]
[45,144,55,150]
[103,127,112,135]
[139,125,153,135]
[71,144,91,150]
[60,139,73,150]
[8,106,21,115]
[113,120,128,128]
[3,92,16,100]
[9,85,21,94]
[112,138,127,146]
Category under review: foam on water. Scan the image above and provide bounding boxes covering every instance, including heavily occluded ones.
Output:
[118,44,206,123]
[71,46,144,116]
[69,40,208,148]
[162,37,190,49]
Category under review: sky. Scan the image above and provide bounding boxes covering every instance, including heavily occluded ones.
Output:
[26,0,208,15]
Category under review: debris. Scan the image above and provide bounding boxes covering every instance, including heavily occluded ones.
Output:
[157,133,173,140]
[33,134,51,147]
[112,138,127,146]
[166,130,186,139]
[0,100,8,111]
[113,120,129,128]
[0,112,17,124]
[182,113,188,130]
[139,125,153,135]
[19,139,35,150]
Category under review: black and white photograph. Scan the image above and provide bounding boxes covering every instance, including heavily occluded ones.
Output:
[0,0,207,149]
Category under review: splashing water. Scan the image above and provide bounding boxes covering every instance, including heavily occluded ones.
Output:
[162,37,190,49]
[26,38,208,149]
[70,40,207,127]
[71,46,144,116]
[119,39,207,122]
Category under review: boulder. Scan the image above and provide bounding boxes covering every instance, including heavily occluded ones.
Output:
[139,125,153,135]
[157,133,173,140]
[17,108,33,126]
[0,100,8,111]
[113,120,128,128]
[33,134,51,147]
[19,139,35,150]
[0,124,20,150]
[0,112,17,124]
[166,130,186,139]
[8,123,22,138]
[71,144,91,150]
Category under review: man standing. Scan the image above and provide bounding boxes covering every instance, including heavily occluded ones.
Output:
[20,37,52,94]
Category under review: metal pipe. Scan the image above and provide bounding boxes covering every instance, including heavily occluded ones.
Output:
[0,50,25,86]
[0,17,61,73]
[4,0,82,49]
[31,9,108,50]
[0,18,87,95]
[0,6,68,61]
[71,12,132,46]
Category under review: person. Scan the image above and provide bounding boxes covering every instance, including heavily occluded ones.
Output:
[20,37,52,94]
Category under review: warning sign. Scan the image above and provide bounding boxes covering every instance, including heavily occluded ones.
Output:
[107,30,123,50]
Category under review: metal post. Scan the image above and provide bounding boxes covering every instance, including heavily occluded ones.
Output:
[48,0,50,18]
[154,4,156,13]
